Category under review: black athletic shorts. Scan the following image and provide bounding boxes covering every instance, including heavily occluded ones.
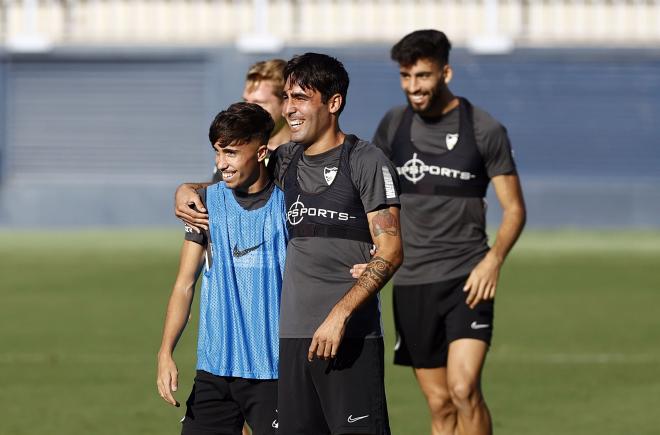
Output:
[278,337,390,435]
[181,370,278,435]
[393,275,494,368]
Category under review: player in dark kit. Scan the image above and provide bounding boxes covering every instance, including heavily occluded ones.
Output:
[370,30,526,435]
[271,53,402,435]
[175,53,403,435]
[157,103,286,435]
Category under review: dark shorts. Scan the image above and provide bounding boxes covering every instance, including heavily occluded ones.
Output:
[278,338,390,435]
[181,370,278,435]
[393,275,494,368]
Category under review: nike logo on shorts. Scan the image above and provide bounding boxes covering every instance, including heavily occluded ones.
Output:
[232,242,263,258]
[347,414,369,423]
[470,321,490,330]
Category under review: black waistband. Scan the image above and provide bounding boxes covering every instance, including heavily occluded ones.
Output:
[289,223,372,244]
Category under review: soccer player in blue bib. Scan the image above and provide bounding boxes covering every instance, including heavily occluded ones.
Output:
[157,102,286,435]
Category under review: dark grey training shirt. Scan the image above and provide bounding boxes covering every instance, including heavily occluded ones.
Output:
[372,103,516,285]
[271,138,400,338]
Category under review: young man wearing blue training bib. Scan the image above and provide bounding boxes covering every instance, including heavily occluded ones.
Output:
[157,102,286,435]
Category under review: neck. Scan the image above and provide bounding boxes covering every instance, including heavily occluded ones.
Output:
[268,121,290,151]
[304,123,345,156]
[238,164,270,194]
[422,89,458,118]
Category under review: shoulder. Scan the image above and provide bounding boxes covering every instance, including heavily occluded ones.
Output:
[272,141,300,161]
[470,103,508,138]
[351,138,391,161]
[383,105,407,121]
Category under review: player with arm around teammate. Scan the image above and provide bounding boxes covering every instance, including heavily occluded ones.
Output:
[271,53,403,435]
[157,102,286,435]
[366,30,526,435]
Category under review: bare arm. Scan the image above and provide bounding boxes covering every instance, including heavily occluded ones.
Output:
[308,206,403,361]
[464,174,526,308]
[174,182,211,232]
[156,240,204,406]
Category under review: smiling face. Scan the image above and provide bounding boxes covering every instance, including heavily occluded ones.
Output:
[399,57,452,115]
[213,138,267,193]
[282,80,339,145]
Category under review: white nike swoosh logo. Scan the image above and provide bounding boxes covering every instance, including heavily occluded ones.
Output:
[347,414,369,423]
[471,321,490,330]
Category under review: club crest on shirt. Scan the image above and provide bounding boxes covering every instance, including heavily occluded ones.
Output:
[324,166,338,185]
[446,133,459,150]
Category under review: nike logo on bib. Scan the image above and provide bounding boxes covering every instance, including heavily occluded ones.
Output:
[232,242,263,258]
[347,414,369,423]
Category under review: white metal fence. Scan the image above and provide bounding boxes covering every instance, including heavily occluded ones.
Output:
[2,0,660,49]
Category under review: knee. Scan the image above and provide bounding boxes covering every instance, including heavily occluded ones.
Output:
[448,380,480,408]
[425,390,456,418]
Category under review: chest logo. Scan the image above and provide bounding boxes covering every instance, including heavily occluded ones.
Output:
[287,194,354,226]
[324,166,338,185]
[397,153,477,184]
[446,133,459,150]
[232,242,263,258]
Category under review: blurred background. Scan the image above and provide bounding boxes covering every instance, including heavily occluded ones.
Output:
[1,1,659,434]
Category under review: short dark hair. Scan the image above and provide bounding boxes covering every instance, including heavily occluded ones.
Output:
[283,52,350,115]
[209,102,274,148]
[391,29,452,67]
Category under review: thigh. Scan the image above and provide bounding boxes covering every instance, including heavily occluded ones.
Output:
[278,338,330,435]
[393,280,463,368]
[230,379,278,435]
[311,338,391,435]
[445,277,494,346]
[446,339,489,388]
[181,371,244,435]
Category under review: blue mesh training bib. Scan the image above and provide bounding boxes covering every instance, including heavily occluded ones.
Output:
[197,182,287,379]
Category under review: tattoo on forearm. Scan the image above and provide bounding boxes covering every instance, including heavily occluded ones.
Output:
[355,255,395,294]
[372,209,399,237]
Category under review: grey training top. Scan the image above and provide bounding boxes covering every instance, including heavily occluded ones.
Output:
[271,137,400,338]
[372,103,516,285]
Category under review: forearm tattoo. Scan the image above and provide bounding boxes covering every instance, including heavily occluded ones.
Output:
[355,255,395,294]
[372,208,400,238]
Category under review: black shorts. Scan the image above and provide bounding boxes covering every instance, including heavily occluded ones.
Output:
[393,275,494,368]
[278,338,390,435]
[181,370,278,435]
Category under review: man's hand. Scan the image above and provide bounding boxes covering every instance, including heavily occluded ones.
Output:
[349,245,376,278]
[463,253,502,309]
[308,307,350,361]
[175,184,209,232]
[157,354,180,407]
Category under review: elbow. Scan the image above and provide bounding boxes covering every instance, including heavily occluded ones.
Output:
[387,241,404,271]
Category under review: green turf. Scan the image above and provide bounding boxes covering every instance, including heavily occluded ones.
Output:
[1,230,659,434]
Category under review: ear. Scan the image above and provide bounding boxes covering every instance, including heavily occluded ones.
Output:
[256,144,268,162]
[443,64,453,84]
[328,93,343,115]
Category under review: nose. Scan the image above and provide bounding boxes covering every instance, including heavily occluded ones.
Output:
[215,152,228,171]
[406,76,420,94]
[284,97,296,117]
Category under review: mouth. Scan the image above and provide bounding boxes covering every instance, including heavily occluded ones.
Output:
[288,119,304,131]
[408,94,428,105]
[222,171,236,181]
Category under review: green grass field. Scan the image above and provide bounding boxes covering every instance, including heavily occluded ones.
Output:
[1,230,660,434]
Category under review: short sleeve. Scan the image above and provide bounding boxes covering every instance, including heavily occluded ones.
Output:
[349,140,401,213]
[473,108,517,178]
[371,106,406,159]
[183,187,208,246]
